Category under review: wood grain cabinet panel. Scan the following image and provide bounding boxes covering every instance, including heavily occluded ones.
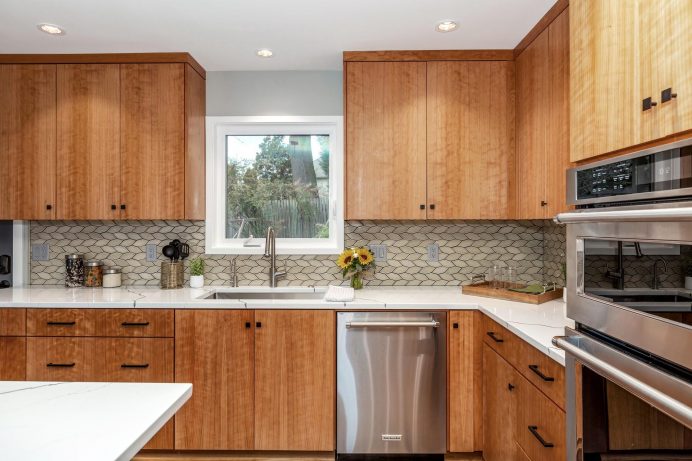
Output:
[26,337,95,381]
[174,310,255,450]
[254,310,335,451]
[483,344,519,461]
[27,308,97,336]
[0,337,26,380]
[345,61,427,220]
[96,309,174,337]
[0,64,56,219]
[448,311,483,452]
[120,63,185,219]
[0,308,26,336]
[427,61,515,219]
[517,339,565,411]
[56,64,121,219]
[481,315,519,368]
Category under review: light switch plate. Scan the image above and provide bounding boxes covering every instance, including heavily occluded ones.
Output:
[32,243,49,261]
[370,244,387,262]
[427,243,440,262]
[146,244,158,262]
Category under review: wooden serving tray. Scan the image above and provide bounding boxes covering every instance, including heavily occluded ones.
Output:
[462,281,563,305]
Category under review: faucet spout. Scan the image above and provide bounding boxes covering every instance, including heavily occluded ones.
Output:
[263,227,285,287]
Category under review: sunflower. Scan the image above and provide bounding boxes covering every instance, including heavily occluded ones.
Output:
[337,249,356,269]
[356,247,374,266]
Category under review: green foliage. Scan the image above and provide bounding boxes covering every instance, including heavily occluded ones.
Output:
[318,135,330,176]
[190,258,205,276]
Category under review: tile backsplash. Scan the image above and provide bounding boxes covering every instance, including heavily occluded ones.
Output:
[30,220,566,287]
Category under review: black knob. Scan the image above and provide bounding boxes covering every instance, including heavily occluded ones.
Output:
[111,204,117,210]
[453,322,459,329]
[419,204,425,210]
[643,97,657,111]
[120,204,126,210]
[661,87,678,103]
[429,204,435,210]
[651,101,658,106]
[46,204,52,210]
[256,322,262,328]
[508,383,515,391]
[245,322,251,329]
[541,200,547,207]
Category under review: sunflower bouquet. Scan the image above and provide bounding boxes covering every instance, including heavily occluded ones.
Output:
[336,247,375,289]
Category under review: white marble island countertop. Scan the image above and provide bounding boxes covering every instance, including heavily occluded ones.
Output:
[0,285,573,364]
[0,381,192,461]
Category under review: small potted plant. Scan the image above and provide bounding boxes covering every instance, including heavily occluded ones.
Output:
[189,258,205,288]
[337,247,375,289]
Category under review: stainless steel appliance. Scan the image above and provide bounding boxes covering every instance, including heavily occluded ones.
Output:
[336,312,446,460]
[0,221,13,288]
[554,139,692,460]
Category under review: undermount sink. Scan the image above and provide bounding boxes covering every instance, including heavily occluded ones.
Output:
[202,291,326,300]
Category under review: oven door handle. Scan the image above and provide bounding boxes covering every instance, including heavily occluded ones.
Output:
[553,206,692,224]
[553,335,692,428]
[346,321,440,328]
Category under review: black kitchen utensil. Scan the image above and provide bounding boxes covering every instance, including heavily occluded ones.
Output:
[179,243,190,260]
[162,245,176,262]
[170,240,181,261]
[0,255,10,275]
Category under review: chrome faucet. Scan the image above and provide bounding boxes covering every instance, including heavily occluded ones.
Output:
[263,227,286,287]
[652,258,668,290]
[229,255,240,287]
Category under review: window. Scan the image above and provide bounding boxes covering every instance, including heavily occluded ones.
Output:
[206,116,344,254]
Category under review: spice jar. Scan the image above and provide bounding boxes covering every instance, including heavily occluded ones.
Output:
[65,254,84,287]
[102,267,122,288]
[84,260,104,287]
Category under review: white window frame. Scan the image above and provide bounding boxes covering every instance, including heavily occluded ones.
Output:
[205,116,344,255]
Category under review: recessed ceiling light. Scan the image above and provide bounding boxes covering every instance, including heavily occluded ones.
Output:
[256,48,273,58]
[37,23,66,35]
[436,20,458,33]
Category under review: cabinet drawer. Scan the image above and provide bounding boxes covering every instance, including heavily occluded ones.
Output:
[97,309,173,337]
[27,309,173,337]
[27,309,96,336]
[0,337,26,380]
[100,338,173,382]
[517,339,565,410]
[482,315,519,366]
[0,309,26,336]
[26,337,95,381]
[516,374,566,461]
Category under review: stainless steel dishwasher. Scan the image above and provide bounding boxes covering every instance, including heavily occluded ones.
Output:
[336,311,446,460]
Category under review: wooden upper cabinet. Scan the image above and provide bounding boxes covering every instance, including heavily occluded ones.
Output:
[174,310,255,450]
[516,9,570,219]
[56,64,121,219]
[0,64,56,220]
[570,0,639,162]
[254,310,335,451]
[427,61,515,219]
[120,63,185,219]
[345,61,427,220]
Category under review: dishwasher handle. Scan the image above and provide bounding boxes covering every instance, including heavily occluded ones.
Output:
[346,320,440,329]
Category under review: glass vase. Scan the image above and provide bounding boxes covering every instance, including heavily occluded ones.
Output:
[350,272,364,290]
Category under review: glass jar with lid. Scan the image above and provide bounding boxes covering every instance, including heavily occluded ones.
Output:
[84,260,104,287]
[102,267,122,288]
[65,254,85,287]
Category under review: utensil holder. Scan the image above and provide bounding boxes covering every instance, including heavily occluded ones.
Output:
[161,261,184,289]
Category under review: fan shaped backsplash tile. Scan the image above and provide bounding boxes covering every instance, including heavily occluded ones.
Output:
[30,220,565,287]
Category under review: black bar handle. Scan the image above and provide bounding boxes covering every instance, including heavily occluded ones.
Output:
[486,331,504,343]
[47,362,75,368]
[47,321,76,326]
[121,321,150,327]
[528,364,555,382]
[121,363,150,369]
[528,426,554,448]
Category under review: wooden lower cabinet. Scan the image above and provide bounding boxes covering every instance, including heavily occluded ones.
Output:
[254,310,335,451]
[483,344,518,461]
[174,310,255,450]
[0,337,26,380]
[448,311,483,452]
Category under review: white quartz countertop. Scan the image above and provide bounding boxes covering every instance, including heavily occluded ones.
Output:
[0,381,192,461]
[0,286,573,365]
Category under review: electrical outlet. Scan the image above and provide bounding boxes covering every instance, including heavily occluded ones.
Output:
[146,244,158,262]
[427,243,440,262]
[32,243,49,261]
[370,244,387,262]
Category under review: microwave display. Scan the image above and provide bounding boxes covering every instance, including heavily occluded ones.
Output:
[576,146,692,201]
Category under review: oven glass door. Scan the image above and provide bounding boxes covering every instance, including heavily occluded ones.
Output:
[581,365,692,460]
[581,238,692,328]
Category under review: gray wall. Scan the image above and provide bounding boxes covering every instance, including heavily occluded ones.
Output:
[206,71,343,116]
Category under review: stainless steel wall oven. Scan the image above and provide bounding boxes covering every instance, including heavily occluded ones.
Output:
[554,139,692,460]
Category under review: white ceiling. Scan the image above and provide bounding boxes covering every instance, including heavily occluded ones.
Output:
[0,0,556,71]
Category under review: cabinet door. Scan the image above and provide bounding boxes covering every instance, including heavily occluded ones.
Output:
[483,344,518,461]
[120,63,185,219]
[570,0,639,161]
[427,61,514,219]
[0,338,26,380]
[174,310,255,450]
[56,64,120,219]
[448,311,483,452]
[254,310,335,451]
[515,31,549,219]
[345,62,427,220]
[26,337,96,381]
[0,64,56,219]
